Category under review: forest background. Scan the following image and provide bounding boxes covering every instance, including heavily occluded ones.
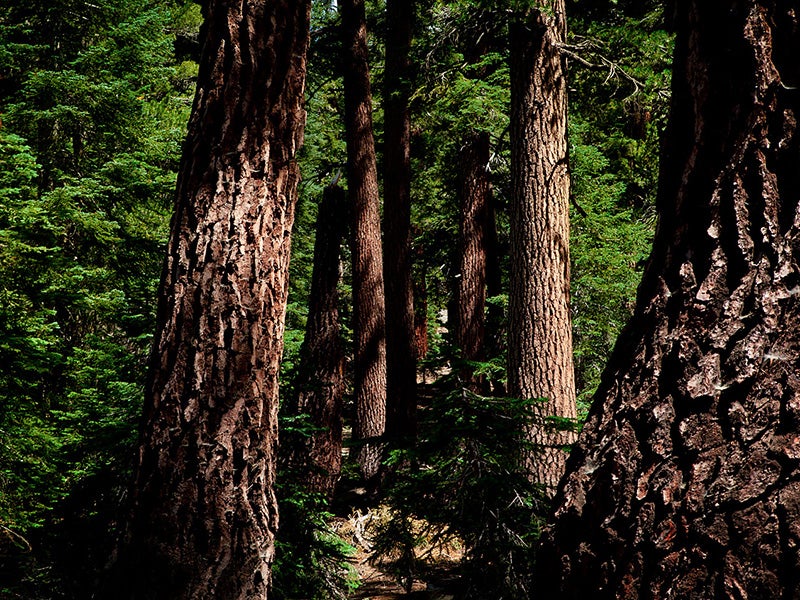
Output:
[0,0,670,597]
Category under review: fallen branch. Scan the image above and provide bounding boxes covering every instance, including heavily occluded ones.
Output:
[0,523,32,556]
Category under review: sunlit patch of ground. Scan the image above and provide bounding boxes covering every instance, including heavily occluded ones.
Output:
[333,506,463,599]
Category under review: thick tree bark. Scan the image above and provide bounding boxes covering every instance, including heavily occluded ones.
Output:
[341,0,387,483]
[508,1,577,491]
[383,0,417,446]
[458,33,504,373]
[455,131,491,367]
[110,2,311,598]
[284,185,346,500]
[539,2,800,598]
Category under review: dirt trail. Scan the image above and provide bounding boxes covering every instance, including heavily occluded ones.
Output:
[333,509,461,600]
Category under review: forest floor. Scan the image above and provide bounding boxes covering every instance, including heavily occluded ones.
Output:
[334,507,463,600]
[338,375,464,599]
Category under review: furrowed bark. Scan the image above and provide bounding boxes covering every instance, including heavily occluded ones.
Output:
[383,0,418,447]
[284,185,346,500]
[111,1,311,598]
[414,237,430,361]
[341,0,387,484]
[539,2,800,598]
[508,0,578,492]
[455,131,491,371]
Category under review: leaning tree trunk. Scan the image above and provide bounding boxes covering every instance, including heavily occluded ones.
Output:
[508,1,577,492]
[110,1,311,598]
[341,0,387,484]
[383,0,417,446]
[455,132,491,373]
[284,185,346,500]
[539,2,800,598]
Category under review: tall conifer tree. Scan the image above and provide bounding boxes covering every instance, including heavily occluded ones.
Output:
[284,185,346,500]
[383,0,418,446]
[341,0,388,483]
[455,131,492,372]
[508,0,578,491]
[113,1,311,596]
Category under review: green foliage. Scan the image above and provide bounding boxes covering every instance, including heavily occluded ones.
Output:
[402,2,670,408]
[369,511,423,594]
[567,13,673,212]
[273,414,359,600]
[569,118,653,409]
[283,3,349,383]
[0,1,194,595]
[0,0,674,595]
[405,1,512,339]
[272,488,359,600]
[565,14,672,406]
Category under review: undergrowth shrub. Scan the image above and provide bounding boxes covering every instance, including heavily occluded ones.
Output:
[273,414,358,600]
[375,381,562,599]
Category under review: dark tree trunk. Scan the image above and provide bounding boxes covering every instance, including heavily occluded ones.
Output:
[284,185,346,500]
[341,0,387,483]
[484,191,503,362]
[383,0,417,446]
[414,279,429,361]
[508,1,577,491]
[112,1,311,598]
[455,132,491,369]
[457,33,504,377]
[414,237,429,361]
[539,2,800,598]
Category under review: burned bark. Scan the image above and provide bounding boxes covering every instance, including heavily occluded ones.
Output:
[341,0,387,483]
[383,0,418,447]
[508,1,577,491]
[113,1,311,598]
[539,2,800,598]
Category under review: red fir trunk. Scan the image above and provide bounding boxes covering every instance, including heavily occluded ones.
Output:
[285,185,346,499]
[114,1,311,598]
[414,237,429,361]
[341,0,387,483]
[455,131,491,369]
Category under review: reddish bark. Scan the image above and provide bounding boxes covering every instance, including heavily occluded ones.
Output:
[414,244,430,362]
[341,0,387,483]
[114,1,312,598]
[455,131,491,367]
[383,0,417,446]
[285,185,346,500]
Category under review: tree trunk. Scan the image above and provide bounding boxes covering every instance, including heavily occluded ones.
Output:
[111,1,311,598]
[508,1,577,492]
[414,279,429,361]
[414,236,429,361]
[455,131,491,368]
[341,0,387,484]
[383,0,417,447]
[485,190,504,365]
[539,2,800,598]
[284,185,346,500]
